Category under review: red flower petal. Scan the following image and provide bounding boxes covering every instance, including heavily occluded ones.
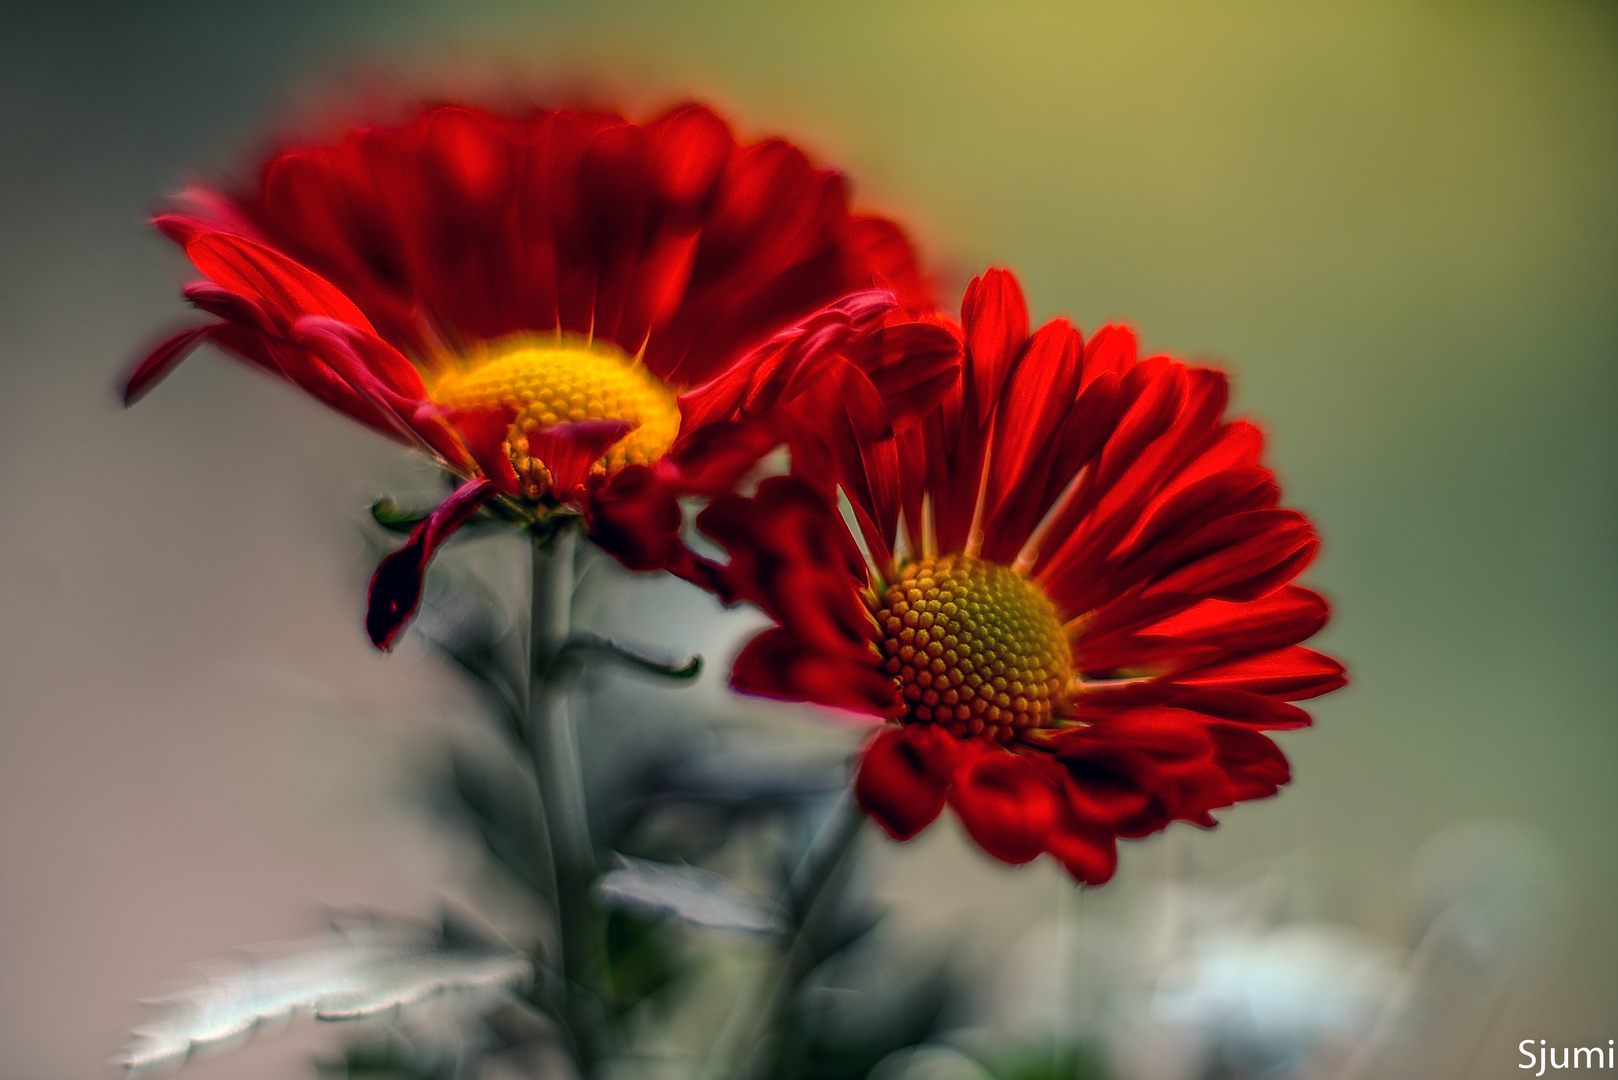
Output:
[367,479,498,650]
[439,406,520,496]
[585,419,778,585]
[855,725,960,840]
[1145,586,1330,652]
[585,465,682,570]
[184,231,374,332]
[1208,722,1292,801]
[292,316,473,472]
[123,324,217,405]
[947,748,1058,864]
[698,477,895,712]
[1045,827,1119,886]
[661,420,782,496]
[527,419,637,497]
[843,215,932,308]
[734,625,898,716]
[1049,708,1244,834]
[960,268,1028,428]
[1171,646,1347,700]
[645,104,732,208]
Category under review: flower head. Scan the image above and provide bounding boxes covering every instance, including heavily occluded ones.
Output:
[693,268,1345,883]
[127,101,939,646]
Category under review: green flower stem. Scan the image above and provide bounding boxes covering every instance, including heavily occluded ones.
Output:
[730,791,867,1080]
[529,525,591,878]
[527,523,606,1072]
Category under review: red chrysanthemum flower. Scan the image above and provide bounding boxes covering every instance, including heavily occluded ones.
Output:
[126,101,941,647]
[690,268,1346,884]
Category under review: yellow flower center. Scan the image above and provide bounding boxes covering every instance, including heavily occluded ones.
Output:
[874,554,1071,741]
[430,335,681,498]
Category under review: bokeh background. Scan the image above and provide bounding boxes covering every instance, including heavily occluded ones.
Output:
[0,1,1612,1077]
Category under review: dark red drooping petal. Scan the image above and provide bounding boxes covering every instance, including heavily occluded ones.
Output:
[1044,815,1120,886]
[1207,722,1292,801]
[586,465,687,572]
[856,725,961,840]
[367,479,498,650]
[733,625,898,716]
[947,748,1059,865]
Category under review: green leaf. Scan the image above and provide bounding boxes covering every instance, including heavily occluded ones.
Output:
[370,497,432,534]
[556,632,702,682]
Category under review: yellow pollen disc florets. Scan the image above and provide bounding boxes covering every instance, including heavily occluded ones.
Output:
[430,335,681,499]
[874,554,1071,742]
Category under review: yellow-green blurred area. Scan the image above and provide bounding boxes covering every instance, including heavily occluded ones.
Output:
[0,2,1611,1078]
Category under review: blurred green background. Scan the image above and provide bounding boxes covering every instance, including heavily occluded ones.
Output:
[0,2,1611,1077]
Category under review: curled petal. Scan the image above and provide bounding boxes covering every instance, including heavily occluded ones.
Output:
[732,626,897,715]
[526,418,636,497]
[677,290,897,432]
[1045,814,1120,886]
[367,480,497,650]
[182,281,273,328]
[947,748,1058,864]
[1208,722,1291,801]
[437,407,521,496]
[586,464,687,573]
[292,317,473,473]
[856,725,962,840]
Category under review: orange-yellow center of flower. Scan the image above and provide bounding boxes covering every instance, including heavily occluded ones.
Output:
[430,336,680,498]
[874,554,1071,741]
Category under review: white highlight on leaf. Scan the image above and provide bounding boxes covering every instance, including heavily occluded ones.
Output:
[118,919,531,1072]
[595,854,786,934]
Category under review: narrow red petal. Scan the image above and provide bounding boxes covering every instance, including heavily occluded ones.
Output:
[184,231,374,332]
[1146,586,1330,651]
[960,268,1028,427]
[123,324,216,405]
[1171,646,1348,700]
